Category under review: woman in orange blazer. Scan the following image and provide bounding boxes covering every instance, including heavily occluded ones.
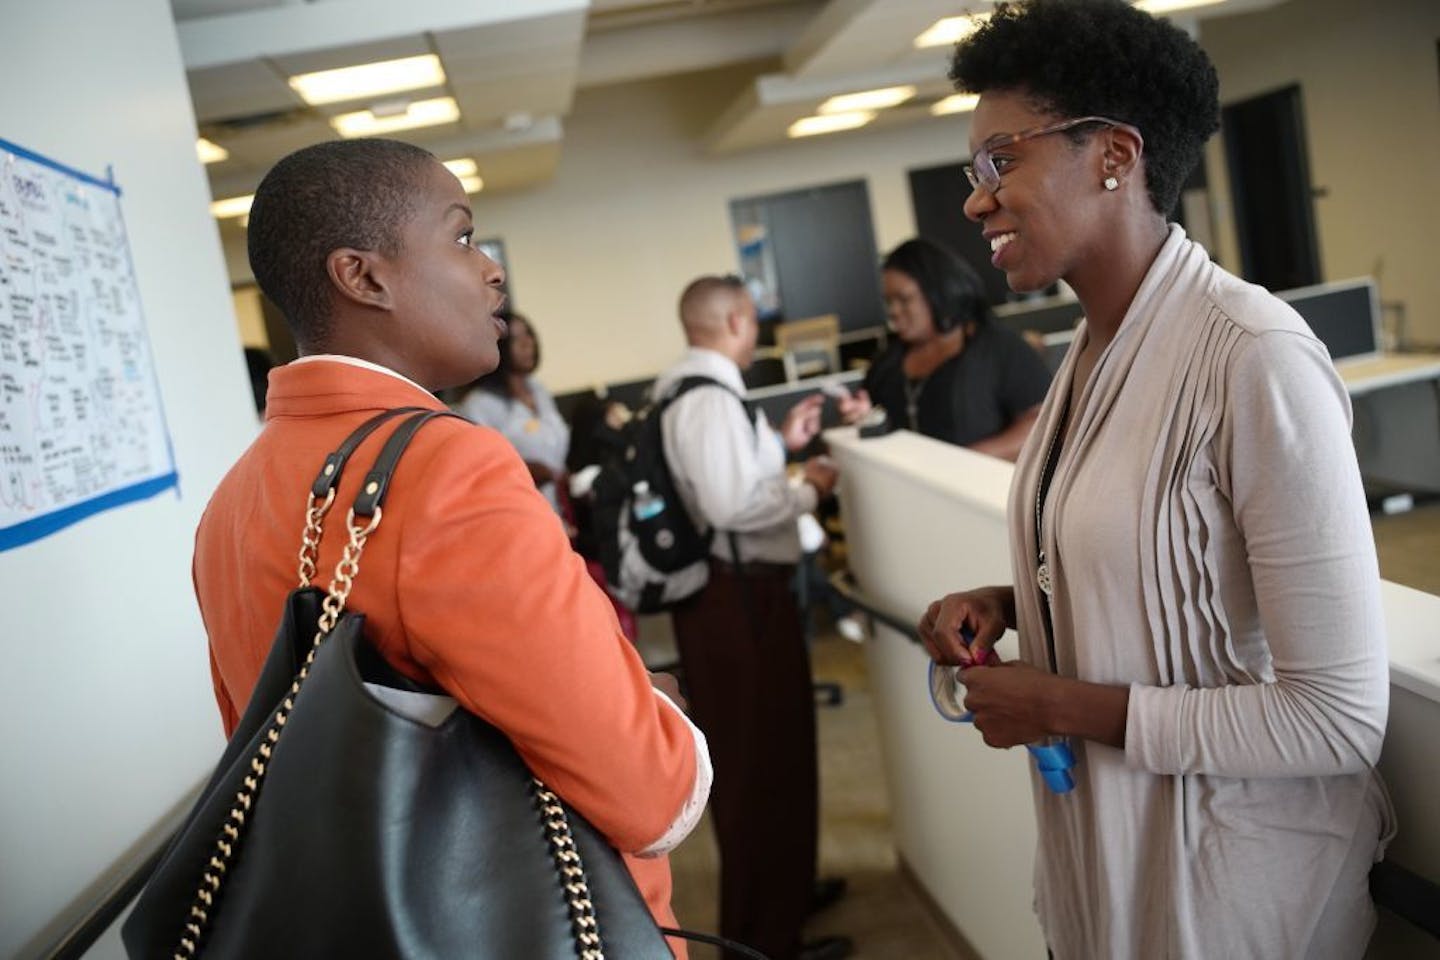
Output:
[193,139,708,955]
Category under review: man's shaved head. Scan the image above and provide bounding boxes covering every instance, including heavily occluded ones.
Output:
[678,274,748,346]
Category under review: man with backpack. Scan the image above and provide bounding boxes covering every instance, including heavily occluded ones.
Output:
[657,275,851,960]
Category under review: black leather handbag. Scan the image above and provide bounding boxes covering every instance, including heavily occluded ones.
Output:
[123,409,677,959]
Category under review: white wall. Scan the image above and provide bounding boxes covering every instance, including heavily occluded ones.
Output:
[1199,0,1440,344]
[0,0,260,955]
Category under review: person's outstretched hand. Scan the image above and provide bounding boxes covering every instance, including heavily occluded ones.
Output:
[781,393,825,451]
[835,387,873,425]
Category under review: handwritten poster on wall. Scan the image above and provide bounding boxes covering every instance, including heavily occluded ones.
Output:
[0,138,177,552]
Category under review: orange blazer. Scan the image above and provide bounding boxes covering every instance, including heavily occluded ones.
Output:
[194,359,696,948]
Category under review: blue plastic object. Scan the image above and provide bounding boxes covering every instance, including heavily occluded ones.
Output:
[1025,741,1077,794]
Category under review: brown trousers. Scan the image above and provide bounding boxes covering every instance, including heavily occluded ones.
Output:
[672,560,819,960]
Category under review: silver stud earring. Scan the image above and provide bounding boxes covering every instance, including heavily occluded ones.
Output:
[1103,176,1119,191]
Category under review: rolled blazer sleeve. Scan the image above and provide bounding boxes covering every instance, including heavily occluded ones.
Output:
[1125,331,1388,777]
[394,427,700,853]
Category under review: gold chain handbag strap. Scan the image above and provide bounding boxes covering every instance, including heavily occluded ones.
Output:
[297,406,427,587]
[534,779,606,960]
[175,410,609,960]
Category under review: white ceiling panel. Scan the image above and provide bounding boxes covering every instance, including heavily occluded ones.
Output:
[189,59,299,124]
[470,142,563,195]
[434,10,587,75]
[170,0,285,22]
[178,0,588,70]
[785,0,985,79]
[705,56,952,153]
[270,35,433,77]
[437,10,588,130]
[450,76,578,131]
[578,1,819,88]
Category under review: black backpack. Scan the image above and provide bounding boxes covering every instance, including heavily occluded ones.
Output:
[590,376,755,613]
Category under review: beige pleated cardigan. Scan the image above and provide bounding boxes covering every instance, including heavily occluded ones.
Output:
[1008,226,1394,959]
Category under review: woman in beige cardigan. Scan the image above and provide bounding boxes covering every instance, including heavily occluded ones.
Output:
[917,2,1393,958]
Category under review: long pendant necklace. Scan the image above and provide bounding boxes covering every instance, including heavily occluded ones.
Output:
[1033,391,1073,673]
[902,377,927,430]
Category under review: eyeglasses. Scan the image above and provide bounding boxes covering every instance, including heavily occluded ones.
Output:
[963,115,1131,194]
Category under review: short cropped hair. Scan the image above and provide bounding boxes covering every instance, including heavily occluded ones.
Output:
[949,0,1219,217]
[882,239,992,333]
[246,138,438,348]
[678,274,747,324]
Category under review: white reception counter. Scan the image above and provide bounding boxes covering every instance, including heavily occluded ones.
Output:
[827,426,1440,958]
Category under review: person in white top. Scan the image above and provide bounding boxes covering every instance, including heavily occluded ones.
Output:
[457,312,570,513]
[657,275,852,960]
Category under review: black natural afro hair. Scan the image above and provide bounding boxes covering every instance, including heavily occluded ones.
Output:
[246,138,438,349]
[949,0,1219,217]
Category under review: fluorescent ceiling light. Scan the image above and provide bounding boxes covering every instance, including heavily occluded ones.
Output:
[1135,0,1226,12]
[210,194,253,219]
[931,93,980,116]
[819,86,916,115]
[289,54,445,106]
[459,175,484,194]
[443,158,478,178]
[787,112,876,139]
[330,96,461,137]
[196,138,229,164]
[915,14,988,48]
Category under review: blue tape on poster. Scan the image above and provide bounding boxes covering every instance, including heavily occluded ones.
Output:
[0,472,179,551]
[0,135,118,194]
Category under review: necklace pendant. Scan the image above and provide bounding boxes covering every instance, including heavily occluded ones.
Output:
[1036,557,1053,597]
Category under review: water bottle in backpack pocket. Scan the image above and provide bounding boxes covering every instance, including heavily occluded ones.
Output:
[587,377,754,613]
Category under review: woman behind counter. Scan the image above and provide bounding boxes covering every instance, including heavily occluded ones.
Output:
[458,311,570,511]
[837,237,1050,460]
[918,2,1392,958]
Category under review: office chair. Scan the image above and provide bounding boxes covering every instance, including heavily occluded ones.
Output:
[774,314,841,382]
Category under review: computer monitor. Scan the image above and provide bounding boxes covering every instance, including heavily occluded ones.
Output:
[1276,277,1380,362]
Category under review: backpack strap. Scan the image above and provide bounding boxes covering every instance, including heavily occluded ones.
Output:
[658,377,764,573]
[661,375,758,429]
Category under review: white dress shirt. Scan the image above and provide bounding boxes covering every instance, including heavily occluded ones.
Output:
[656,348,817,565]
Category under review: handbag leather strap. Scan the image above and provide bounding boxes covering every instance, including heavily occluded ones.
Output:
[309,406,429,500]
[352,409,465,517]
[298,406,434,588]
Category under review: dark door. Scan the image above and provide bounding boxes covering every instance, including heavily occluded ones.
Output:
[907,161,1012,307]
[730,180,883,333]
[1222,85,1322,292]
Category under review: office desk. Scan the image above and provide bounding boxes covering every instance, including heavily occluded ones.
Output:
[1338,353,1440,501]
[1337,352,1440,397]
